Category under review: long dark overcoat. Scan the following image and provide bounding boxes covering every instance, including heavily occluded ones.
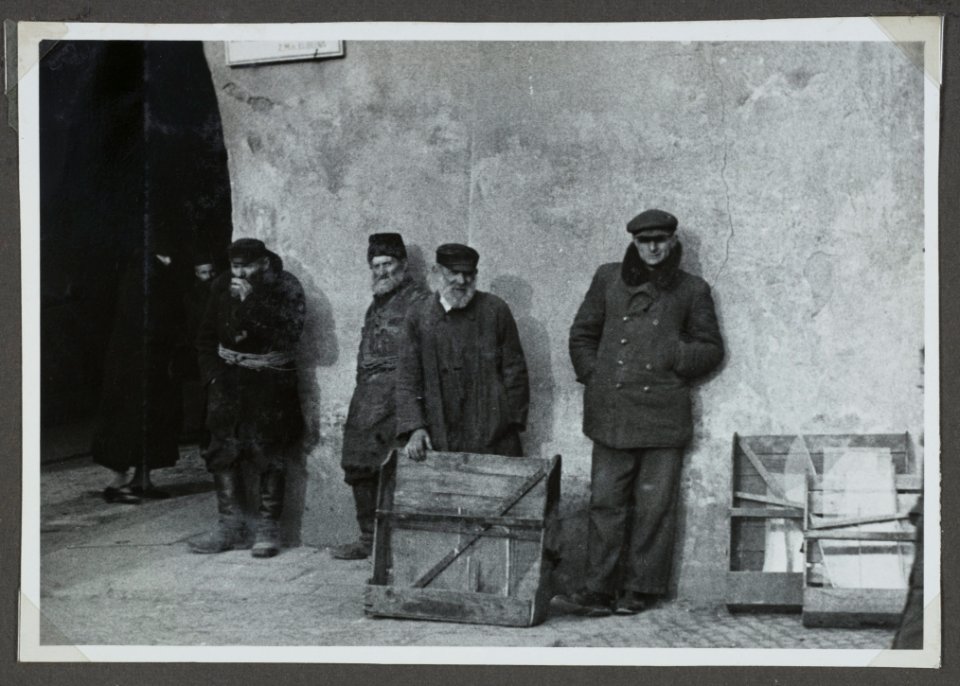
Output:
[569,243,724,448]
[196,254,305,471]
[395,291,530,455]
[91,251,183,472]
[341,276,430,478]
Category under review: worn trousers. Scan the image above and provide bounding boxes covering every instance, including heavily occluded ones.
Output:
[585,443,685,596]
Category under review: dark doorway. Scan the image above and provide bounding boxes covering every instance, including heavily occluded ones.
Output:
[40,41,233,461]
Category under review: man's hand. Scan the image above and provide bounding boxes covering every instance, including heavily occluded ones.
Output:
[230,277,253,302]
[404,428,433,462]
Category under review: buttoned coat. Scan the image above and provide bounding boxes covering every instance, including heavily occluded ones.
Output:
[569,243,723,448]
[341,276,430,475]
[395,291,530,455]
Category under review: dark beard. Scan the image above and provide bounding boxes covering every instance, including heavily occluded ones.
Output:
[372,271,405,296]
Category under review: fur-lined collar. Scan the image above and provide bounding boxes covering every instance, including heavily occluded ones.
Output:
[620,241,683,290]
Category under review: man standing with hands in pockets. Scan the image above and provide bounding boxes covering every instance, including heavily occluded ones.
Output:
[558,209,724,616]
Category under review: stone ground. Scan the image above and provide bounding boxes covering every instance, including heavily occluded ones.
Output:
[36,447,897,649]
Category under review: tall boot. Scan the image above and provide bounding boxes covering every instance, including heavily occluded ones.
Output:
[189,468,247,553]
[331,479,378,560]
[252,467,285,558]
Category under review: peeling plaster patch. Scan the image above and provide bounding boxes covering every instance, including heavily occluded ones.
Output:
[787,68,816,89]
[222,81,280,113]
[804,250,835,317]
[248,96,277,114]
[247,134,263,154]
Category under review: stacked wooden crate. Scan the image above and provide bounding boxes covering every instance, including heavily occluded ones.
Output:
[727,433,919,626]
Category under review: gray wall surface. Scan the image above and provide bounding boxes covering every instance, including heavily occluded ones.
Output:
[203,40,925,604]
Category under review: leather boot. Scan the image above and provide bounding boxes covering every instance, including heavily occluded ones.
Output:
[189,468,247,553]
[252,467,285,558]
[331,480,378,560]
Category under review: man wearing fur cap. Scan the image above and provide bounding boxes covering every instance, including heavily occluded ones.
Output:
[558,209,724,616]
[332,233,429,560]
[191,238,306,559]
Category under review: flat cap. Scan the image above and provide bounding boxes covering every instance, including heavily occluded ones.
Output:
[227,238,268,264]
[436,243,479,273]
[627,209,678,237]
[368,232,407,262]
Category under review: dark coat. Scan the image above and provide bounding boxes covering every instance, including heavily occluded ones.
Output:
[569,242,724,448]
[91,251,183,472]
[396,291,530,455]
[196,253,305,471]
[342,276,430,476]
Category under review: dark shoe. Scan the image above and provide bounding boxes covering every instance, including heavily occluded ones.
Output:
[331,540,372,560]
[188,524,249,553]
[551,590,614,617]
[128,485,171,500]
[615,591,659,615]
[103,486,141,505]
[251,467,285,559]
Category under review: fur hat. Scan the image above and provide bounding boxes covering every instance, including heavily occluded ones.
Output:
[227,238,268,264]
[368,233,407,263]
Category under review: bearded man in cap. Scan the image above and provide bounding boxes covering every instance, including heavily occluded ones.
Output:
[191,238,306,558]
[332,233,430,560]
[557,209,724,616]
[397,243,530,460]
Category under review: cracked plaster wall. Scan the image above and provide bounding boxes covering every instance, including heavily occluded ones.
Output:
[203,41,924,604]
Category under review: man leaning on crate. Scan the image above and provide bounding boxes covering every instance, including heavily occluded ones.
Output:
[555,209,725,616]
[395,243,531,460]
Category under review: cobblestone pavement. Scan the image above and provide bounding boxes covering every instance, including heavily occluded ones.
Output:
[35,451,897,651]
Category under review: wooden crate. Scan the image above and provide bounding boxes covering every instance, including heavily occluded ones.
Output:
[364,450,561,627]
[727,433,914,612]
[801,441,920,628]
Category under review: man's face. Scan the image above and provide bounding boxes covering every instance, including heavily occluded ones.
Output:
[194,263,217,282]
[436,264,477,309]
[633,234,677,267]
[230,256,268,283]
[370,256,406,295]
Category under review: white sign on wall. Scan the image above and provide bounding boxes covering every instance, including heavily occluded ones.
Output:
[225,41,344,66]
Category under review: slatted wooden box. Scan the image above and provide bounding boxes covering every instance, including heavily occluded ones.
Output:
[364,450,561,627]
[801,439,920,628]
[727,433,914,612]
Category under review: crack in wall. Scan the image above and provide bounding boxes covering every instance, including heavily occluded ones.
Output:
[707,47,735,284]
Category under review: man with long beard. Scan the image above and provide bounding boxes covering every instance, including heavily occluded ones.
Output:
[332,233,429,560]
[396,243,530,461]
[190,238,305,559]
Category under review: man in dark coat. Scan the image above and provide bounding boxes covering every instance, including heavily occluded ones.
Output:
[397,244,530,460]
[557,209,724,616]
[333,233,430,560]
[190,238,306,558]
[92,239,183,504]
[175,252,218,445]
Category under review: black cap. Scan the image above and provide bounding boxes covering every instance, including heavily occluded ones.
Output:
[368,233,407,262]
[227,238,268,264]
[436,243,479,273]
[192,248,216,266]
[627,209,678,237]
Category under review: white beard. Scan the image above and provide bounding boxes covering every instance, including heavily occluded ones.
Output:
[438,282,477,310]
